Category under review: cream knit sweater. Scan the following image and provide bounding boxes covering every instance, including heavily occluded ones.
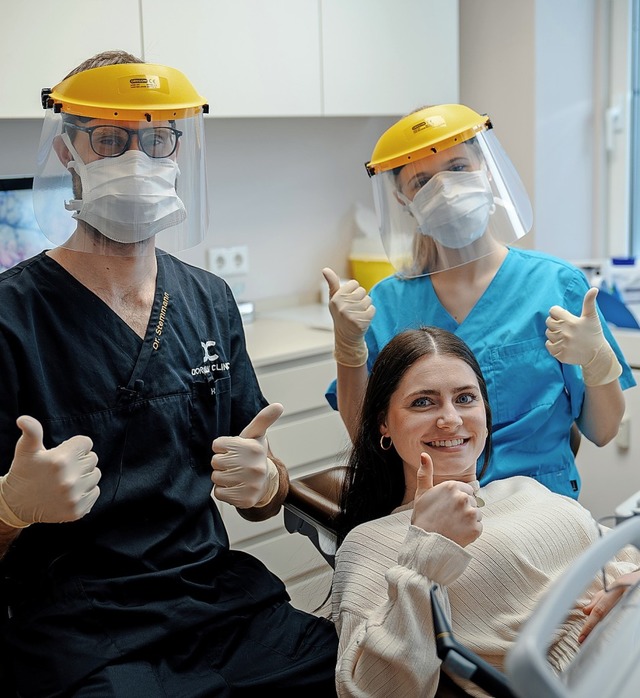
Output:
[331,476,640,698]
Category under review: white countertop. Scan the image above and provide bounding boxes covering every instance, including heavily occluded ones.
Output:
[242,304,640,370]
[257,303,334,331]
[244,308,334,367]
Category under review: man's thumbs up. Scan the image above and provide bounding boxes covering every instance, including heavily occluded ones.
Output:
[212,404,284,509]
[0,416,100,528]
[14,415,45,456]
[239,403,284,440]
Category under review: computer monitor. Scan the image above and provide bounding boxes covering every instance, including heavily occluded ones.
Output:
[0,175,50,273]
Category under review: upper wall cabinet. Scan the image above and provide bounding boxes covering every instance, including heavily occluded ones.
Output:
[141,0,323,117]
[321,0,459,116]
[1,0,142,118]
[142,0,459,118]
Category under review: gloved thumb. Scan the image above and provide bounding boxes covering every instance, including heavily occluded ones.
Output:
[581,287,600,320]
[322,267,342,299]
[14,415,45,456]
[239,403,284,440]
[415,452,435,497]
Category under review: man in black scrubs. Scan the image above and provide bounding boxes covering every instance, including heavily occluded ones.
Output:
[0,50,338,697]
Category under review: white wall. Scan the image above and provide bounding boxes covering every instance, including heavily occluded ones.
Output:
[535,0,597,261]
[188,116,397,304]
[459,0,597,261]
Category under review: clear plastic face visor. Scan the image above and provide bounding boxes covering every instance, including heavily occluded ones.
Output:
[32,109,208,256]
[370,130,533,277]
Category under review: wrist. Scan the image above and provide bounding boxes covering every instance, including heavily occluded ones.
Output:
[334,339,368,368]
[253,458,280,508]
[582,343,623,387]
[0,477,31,529]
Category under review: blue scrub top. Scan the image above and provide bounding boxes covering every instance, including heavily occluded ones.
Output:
[326,247,636,498]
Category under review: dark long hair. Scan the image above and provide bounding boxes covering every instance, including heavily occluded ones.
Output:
[335,326,492,547]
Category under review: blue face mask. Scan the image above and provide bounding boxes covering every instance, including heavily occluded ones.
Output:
[402,170,495,249]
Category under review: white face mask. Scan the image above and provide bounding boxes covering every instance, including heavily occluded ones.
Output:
[401,170,495,249]
[63,138,186,244]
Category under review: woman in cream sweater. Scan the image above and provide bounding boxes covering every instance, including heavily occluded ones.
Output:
[332,326,640,698]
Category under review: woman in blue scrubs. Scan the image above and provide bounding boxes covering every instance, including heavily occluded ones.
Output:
[324,104,635,499]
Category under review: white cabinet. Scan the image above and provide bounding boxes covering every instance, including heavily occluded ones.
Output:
[141,0,322,117]
[321,0,459,116]
[576,374,640,521]
[577,330,640,521]
[0,0,143,118]
[141,0,459,117]
[218,317,349,612]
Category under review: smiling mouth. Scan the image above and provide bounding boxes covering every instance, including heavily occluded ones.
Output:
[427,438,466,448]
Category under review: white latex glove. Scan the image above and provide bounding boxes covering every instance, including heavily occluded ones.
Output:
[0,415,101,528]
[322,267,375,367]
[211,403,284,509]
[545,287,622,386]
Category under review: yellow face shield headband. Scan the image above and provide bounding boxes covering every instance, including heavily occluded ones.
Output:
[41,63,209,122]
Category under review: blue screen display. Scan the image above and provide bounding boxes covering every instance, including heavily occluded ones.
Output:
[0,177,50,272]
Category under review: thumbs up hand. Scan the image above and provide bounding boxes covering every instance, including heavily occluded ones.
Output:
[322,267,375,368]
[411,453,482,548]
[211,403,284,509]
[545,287,622,386]
[0,415,101,528]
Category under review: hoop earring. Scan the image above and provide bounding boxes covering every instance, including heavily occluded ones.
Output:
[380,435,393,451]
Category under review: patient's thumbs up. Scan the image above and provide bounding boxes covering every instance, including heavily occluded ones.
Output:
[415,452,434,496]
[411,452,482,547]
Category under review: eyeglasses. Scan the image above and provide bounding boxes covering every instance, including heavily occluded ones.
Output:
[65,124,183,159]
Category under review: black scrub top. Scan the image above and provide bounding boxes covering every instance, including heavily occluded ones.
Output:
[0,252,286,693]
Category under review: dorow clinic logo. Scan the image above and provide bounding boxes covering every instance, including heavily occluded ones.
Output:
[192,340,230,375]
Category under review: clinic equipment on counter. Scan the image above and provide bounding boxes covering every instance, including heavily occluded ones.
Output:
[615,490,640,521]
[348,202,395,292]
[595,288,640,329]
[603,257,640,304]
[597,257,640,327]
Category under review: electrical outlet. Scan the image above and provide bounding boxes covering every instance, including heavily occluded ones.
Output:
[228,245,249,275]
[207,245,249,277]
